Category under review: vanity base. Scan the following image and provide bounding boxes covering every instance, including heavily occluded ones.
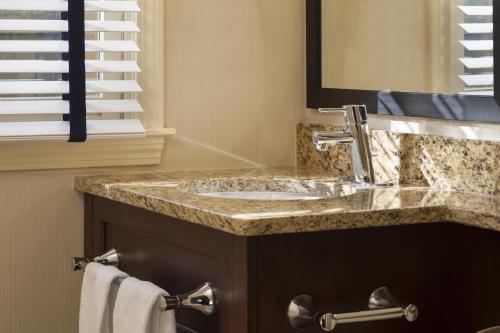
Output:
[85,195,500,333]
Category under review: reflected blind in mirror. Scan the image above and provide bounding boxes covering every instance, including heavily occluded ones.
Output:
[458,2,493,95]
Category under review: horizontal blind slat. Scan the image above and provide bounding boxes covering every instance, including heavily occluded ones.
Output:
[86,119,145,137]
[85,21,140,33]
[87,80,142,93]
[85,41,140,52]
[0,119,145,140]
[86,61,141,73]
[0,60,65,73]
[86,99,143,113]
[458,6,492,16]
[459,57,493,69]
[0,40,140,53]
[84,1,141,12]
[0,81,68,94]
[0,80,142,94]
[0,20,140,33]
[0,60,140,73]
[0,99,143,115]
[459,23,493,34]
[0,1,141,12]
[460,40,493,51]
[459,74,493,87]
[0,19,67,32]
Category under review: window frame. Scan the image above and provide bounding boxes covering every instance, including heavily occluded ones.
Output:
[307,0,500,123]
[0,0,175,171]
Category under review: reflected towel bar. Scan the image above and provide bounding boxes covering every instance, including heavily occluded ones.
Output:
[72,248,216,316]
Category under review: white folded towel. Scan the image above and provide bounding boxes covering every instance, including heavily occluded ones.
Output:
[79,263,129,333]
[113,277,176,333]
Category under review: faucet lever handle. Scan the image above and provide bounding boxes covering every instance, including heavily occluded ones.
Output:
[318,107,347,113]
[318,107,350,130]
[318,105,368,125]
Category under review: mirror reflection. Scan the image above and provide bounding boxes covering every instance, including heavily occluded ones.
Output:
[321,0,493,96]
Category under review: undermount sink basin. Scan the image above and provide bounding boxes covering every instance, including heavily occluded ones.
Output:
[179,177,357,201]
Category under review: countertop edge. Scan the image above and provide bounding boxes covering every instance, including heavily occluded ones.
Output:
[75,180,500,237]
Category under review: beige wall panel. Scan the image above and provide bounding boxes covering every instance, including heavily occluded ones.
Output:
[0,0,304,332]
[163,0,304,170]
[0,166,162,333]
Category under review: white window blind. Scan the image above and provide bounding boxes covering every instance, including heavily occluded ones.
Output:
[458,3,494,96]
[0,0,144,141]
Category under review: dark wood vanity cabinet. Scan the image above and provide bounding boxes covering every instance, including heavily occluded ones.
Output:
[85,195,500,333]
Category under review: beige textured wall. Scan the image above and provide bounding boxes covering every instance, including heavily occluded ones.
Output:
[163,0,304,169]
[0,1,304,332]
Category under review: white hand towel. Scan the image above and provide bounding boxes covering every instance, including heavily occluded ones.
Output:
[79,263,129,333]
[113,277,176,333]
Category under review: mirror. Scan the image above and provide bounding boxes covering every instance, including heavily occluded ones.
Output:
[321,0,493,96]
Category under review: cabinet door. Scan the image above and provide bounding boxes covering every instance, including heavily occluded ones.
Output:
[85,195,256,333]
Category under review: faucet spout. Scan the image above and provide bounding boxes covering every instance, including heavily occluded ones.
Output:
[312,105,375,185]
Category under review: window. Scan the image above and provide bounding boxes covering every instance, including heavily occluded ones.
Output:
[0,1,144,141]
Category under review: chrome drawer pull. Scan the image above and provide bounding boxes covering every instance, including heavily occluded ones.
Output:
[287,287,418,331]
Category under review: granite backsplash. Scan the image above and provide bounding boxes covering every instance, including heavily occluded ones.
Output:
[297,123,500,196]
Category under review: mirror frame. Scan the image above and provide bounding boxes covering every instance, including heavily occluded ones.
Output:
[307,0,500,123]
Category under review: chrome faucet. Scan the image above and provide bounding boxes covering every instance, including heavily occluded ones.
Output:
[312,105,375,184]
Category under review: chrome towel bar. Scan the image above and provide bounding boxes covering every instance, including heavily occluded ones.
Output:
[72,249,216,316]
[161,283,215,316]
[73,248,120,271]
[287,287,418,331]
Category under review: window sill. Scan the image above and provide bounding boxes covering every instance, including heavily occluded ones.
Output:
[0,127,175,172]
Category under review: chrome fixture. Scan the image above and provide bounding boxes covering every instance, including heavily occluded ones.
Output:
[72,248,120,271]
[312,105,375,184]
[161,283,216,316]
[72,249,216,316]
[287,287,418,331]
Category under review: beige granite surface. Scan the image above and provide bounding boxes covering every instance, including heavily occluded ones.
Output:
[297,123,500,196]
[75,168,499,236]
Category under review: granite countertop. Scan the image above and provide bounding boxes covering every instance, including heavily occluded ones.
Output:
[74,168,500,236]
